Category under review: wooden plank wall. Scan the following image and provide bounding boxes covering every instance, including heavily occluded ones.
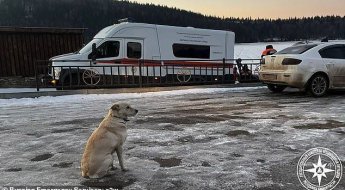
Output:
[0,28,84,77]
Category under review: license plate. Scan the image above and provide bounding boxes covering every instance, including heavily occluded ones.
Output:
[263,74,277,80]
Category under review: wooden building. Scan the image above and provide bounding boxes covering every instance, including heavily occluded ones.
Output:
[0,27,85,77]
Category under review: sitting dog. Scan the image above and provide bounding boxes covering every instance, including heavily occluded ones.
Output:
[81,103,138,179]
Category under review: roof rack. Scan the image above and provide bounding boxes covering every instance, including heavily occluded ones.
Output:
[118,18,134,23]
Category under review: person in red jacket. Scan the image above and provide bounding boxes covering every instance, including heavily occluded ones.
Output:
[261,45,277,58]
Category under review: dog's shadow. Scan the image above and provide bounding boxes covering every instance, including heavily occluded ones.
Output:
[80,169,137,189]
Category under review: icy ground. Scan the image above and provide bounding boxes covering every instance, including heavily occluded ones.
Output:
[0,87,344,189]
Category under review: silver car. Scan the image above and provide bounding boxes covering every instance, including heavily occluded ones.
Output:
[259,42,345,97]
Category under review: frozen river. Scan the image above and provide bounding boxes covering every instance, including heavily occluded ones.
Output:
[0,87,344,189]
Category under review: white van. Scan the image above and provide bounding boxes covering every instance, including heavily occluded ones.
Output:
[50,21,235,85]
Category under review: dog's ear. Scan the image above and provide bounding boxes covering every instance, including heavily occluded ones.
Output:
[111,104,120,111]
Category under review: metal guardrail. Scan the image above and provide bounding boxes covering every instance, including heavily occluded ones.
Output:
[35,58,261,91]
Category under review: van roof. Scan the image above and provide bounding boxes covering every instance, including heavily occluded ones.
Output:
[94,22,234,39]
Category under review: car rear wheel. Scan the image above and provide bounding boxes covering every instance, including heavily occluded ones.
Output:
[267,84,287,93]
[308,74,329,97]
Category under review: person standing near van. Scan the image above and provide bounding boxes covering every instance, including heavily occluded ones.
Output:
[261,45,277,58]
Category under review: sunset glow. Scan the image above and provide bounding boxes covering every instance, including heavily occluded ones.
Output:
[132,0,345,19]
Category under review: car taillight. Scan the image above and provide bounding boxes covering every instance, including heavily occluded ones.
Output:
[282,58,302,65]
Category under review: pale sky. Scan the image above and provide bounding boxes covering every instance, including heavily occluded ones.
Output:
[133,0,345,19]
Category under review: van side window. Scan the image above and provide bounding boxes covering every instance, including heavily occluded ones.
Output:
[173,44,210,59]
[94,41,120,59]
[127,42,142,59]
[319,46,345,59]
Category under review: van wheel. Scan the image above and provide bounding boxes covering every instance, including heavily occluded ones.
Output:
[308,74,329,97]
[267,84,287,93]
[56,74,79,90]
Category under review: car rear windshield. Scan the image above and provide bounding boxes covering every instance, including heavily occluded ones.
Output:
[276,44,318,55]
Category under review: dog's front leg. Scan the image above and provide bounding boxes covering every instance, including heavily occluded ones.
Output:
[109,153,117,171]
[116,146,127,171]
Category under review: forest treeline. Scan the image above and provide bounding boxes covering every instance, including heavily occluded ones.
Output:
[0,0,344,43]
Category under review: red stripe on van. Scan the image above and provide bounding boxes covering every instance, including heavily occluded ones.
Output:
[97,59,233,68]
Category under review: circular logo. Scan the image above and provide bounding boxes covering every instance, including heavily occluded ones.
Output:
[297,147,343,190]
[176,68,192,83]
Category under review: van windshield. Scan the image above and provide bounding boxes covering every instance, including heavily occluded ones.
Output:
[79,39,102,54]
